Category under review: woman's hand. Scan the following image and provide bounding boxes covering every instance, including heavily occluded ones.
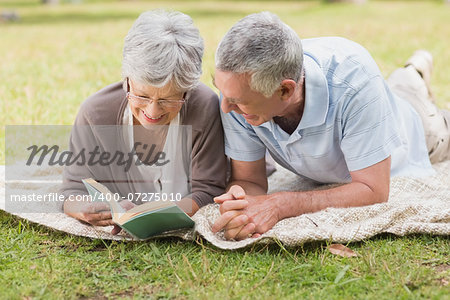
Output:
[64,197,113,226]
[111,200,136,235]
[63,197,136,235]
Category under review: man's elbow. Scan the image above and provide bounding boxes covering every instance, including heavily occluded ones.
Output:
[359,181,389,205]
[378,192,389,204]
[373,185,389,204]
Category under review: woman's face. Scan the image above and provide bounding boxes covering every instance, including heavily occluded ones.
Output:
[127,79,185,128]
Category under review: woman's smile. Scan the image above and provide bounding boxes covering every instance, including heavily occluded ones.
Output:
[142,110,165,123]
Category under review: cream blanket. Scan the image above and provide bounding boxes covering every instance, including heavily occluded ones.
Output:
[1,162,449,250]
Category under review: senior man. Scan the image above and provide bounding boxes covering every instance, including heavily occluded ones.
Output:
[212,12,450,240]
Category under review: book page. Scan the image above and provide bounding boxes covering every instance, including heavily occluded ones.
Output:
[117,200,176,223]
[82,178,126,219]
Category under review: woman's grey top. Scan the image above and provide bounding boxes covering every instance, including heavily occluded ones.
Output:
[60,82,227,208]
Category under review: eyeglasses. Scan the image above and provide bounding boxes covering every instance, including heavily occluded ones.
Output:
[125,78,186,109]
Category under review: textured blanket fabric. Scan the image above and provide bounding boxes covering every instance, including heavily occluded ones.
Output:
[1,161,449,250]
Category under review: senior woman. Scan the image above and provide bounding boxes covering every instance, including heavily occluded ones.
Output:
[61,10,226,232]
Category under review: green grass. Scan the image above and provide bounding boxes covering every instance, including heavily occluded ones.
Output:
[1,0,450,298]
[1,211,449,299]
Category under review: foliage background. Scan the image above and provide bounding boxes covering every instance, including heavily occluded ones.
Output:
[0,0,449,298]
[1,0,450,164]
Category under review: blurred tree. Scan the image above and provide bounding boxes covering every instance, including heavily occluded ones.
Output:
[327,0,367,3]
[0,11,19,22]
[41,0,82,3]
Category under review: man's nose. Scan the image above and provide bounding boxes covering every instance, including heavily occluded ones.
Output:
[221,98,237,114]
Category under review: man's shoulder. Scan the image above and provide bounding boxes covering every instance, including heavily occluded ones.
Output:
[78,82,126,125]
[303,37,383,97]
[303,37,381,76]
[302,37,370,58]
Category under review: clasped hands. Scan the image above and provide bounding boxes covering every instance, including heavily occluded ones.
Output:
[211,185,281,240]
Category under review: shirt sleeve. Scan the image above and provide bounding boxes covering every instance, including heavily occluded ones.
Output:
[220,101,266,162]
[340,75,402,172]
[59,104,97,201]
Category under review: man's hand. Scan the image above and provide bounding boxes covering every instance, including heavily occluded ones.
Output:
[212,185,252,240]
[214,184,246,202]
[212,185,281,240]
[236,194,280,236]
[211,156,391,241]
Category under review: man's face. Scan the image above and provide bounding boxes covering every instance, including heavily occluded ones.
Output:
[214,70,283,126]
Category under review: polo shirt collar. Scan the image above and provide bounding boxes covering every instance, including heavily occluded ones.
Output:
[297,54,329,130]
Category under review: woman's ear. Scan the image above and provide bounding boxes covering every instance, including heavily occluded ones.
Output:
[279,79,297,100]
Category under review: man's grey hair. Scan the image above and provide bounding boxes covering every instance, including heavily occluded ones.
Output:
[215,12,303,97]
[122,10,204,91]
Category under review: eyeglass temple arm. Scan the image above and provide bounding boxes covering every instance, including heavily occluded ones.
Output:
[126,77,130,93]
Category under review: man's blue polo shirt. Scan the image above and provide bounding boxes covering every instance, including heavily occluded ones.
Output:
[220,37,434,183]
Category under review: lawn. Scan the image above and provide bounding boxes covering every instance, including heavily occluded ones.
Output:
[0,0,449,298]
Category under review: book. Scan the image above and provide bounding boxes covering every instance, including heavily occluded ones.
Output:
[82,178,195,239]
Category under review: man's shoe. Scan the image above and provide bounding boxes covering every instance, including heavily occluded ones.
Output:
[405,50,434,100]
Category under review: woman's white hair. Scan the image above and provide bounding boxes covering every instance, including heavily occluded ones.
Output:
[122,10,204,91]
[215,12,303,97]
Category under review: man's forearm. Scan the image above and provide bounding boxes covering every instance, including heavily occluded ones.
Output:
[227,180,267,196]
[276,181,389,220]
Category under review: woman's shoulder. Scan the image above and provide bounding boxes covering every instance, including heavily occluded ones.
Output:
[182,83,220,125]
[77,82,127,125]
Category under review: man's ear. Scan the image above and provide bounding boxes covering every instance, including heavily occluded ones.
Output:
[279,79,297,101]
